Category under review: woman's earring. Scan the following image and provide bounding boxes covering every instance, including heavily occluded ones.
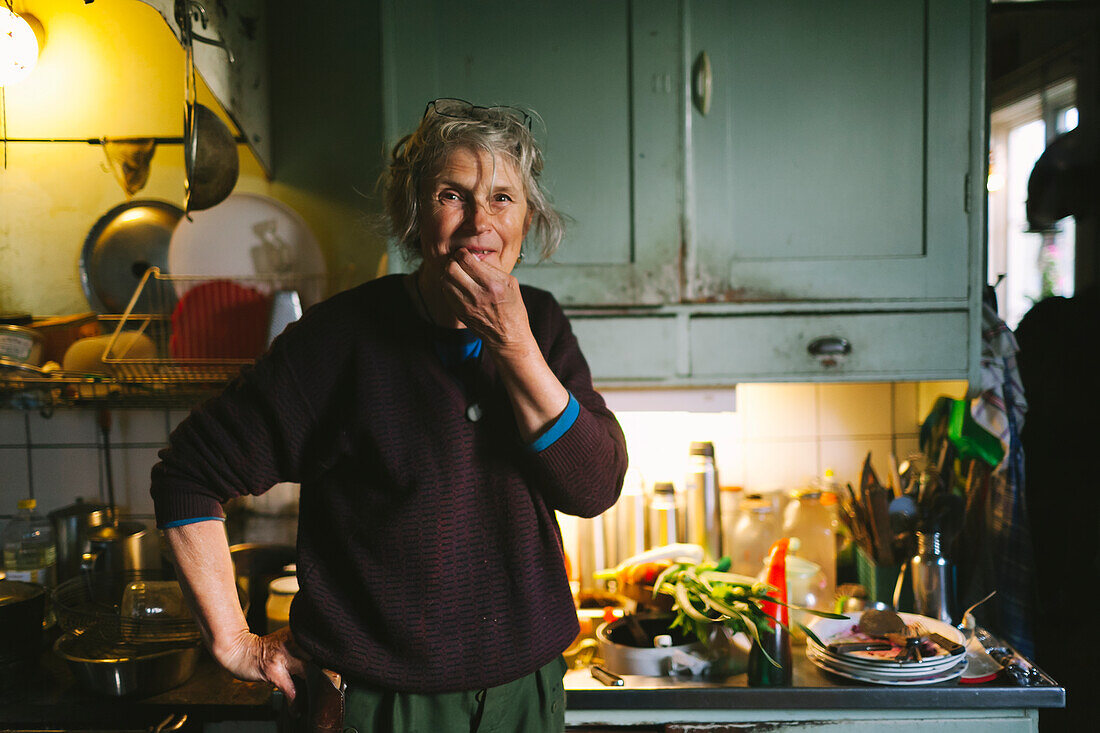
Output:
[517,251,525,263]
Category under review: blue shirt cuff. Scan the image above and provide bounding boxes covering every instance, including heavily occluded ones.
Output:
[159,516,226,529]
[528,393,580,453]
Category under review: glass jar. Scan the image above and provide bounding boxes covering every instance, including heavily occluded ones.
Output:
[728,495,779,576]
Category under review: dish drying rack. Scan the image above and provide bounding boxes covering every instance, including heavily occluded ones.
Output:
[102,266,327,386]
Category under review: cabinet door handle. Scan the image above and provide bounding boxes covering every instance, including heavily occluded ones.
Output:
[692,51,712,115]
[808,336,851,367]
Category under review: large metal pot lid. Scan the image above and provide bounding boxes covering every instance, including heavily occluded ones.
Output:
[48,498,112,519]
[80,200,183,313]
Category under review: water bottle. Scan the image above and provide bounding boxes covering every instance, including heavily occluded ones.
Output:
[684,441,721,560]
[2,499,57,586]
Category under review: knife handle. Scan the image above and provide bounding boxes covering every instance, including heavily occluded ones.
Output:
[929,633,965,655]
[590,664,625,686]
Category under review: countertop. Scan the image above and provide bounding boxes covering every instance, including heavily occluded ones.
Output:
[1,642,1064,730]
[0,648,277,729]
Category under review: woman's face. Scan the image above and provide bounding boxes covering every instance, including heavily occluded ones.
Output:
[418,147,530,277]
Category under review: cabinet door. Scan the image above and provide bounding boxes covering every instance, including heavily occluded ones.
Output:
[686,0,974,303]
[382,0,681,305]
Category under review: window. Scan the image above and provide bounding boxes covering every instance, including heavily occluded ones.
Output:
[987,79,1077,329]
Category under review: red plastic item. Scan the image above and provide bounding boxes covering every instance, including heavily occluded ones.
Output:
[760,538,790,629]
[170,280,270,360]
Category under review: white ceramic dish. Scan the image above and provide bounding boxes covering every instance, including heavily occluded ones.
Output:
[806,610,965,665]
[806,645,959,678]
[807,649,967,686]
[168,193,326,307]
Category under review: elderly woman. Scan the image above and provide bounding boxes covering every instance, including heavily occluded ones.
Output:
[151,98,628,732]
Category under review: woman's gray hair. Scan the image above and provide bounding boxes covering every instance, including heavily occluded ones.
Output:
[383,100,565,263]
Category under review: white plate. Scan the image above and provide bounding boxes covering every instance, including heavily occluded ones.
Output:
[807,649,967,686]
[806,645,960,678]
[807,638,963,672]
[806,610,965,665]
[168,193,327,307]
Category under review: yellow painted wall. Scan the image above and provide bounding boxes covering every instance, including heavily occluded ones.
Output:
[0,0,383,316]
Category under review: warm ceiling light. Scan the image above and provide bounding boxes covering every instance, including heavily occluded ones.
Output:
[0,6,42,86]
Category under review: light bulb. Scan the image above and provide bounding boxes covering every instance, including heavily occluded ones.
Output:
[0,6,40,86]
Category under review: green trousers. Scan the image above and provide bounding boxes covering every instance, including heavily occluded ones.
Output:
[342,656,567,733]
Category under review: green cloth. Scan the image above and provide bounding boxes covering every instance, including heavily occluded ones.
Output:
[343,656,567,733]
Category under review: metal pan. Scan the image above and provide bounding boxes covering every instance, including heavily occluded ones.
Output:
[80,200,183,313]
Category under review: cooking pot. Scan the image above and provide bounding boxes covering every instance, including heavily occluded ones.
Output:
[49,498,112,583]
[54,629,201,697]
[0,580,45,669]
[595,613,706,677]
[82,521,149,576]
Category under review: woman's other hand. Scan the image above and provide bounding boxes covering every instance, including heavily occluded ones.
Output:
[214,625,309,703]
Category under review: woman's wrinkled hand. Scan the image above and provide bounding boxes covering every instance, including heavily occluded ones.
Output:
[214,625,309,703]
[441,248,533,354]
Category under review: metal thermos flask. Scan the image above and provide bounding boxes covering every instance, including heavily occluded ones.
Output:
[648,482,679,548]
[911,531,953,624]
[685,441,721,559]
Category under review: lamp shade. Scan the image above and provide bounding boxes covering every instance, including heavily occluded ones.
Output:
[0,6,40,86]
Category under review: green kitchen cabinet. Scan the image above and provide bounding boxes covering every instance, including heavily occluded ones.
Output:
[381,0,682,306]
[684,0,977,304]
[381,0,986,386]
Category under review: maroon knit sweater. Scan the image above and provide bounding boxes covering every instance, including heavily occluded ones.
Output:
[150,275,628,692]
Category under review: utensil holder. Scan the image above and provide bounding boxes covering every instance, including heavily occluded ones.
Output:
[856,546,914,611]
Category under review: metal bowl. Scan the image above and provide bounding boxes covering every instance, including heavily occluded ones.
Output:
[54,629,201,697]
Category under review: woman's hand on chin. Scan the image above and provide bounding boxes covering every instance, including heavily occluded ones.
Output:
[442,248,535,354]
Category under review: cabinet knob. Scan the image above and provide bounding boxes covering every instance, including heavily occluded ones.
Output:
[692,51,712,116]
[808,336,851,367]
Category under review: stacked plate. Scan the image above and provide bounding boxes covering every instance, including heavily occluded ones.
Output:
[805,611,968,685]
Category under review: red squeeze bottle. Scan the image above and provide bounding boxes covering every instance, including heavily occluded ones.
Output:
[760,538,790,629]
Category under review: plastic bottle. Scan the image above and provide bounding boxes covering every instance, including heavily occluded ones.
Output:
[684,441,721,560]
[781,488,836,605]
[2,498,57,586]
[729,494,779,576]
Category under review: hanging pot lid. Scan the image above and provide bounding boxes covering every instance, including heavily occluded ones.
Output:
[80,200,183,313]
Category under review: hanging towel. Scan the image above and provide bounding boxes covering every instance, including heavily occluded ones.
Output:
[964,302,1034,657]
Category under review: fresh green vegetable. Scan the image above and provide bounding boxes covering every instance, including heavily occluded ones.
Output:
[652,560,848,667]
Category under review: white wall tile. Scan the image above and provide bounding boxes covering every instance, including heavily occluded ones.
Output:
[29,447,101,515]
[893,436,922,464]
[916,380,968,425]
[892,382,920,435]
[28,409,97,445]
[1,447,31,501]
[108,447,161,516]
[168,410,193,432]
[113,409,170,446]
[739,384,817,440]
[818,383,893,437]
[0,411,28,445]
[742,439,818,494]
[819,438,895,489]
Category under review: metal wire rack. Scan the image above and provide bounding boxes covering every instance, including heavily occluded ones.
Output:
[102,266,327,386]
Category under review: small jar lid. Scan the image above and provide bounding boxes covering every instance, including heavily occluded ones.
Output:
[268,575,299,596]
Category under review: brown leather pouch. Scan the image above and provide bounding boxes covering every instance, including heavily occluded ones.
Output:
[305,663,346,732]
